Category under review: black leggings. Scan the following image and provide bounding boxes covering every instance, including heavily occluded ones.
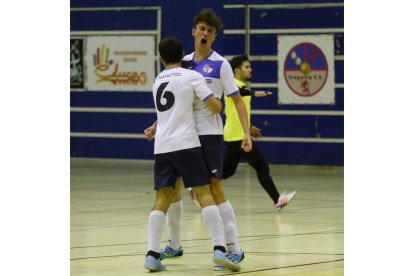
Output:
[223,140,280,203]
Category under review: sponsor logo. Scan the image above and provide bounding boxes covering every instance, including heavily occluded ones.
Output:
[283,42,328,97]
[93,44,148,85]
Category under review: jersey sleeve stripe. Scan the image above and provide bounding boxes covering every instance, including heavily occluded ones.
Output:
[202,93,215,101]
[227,89,240,97]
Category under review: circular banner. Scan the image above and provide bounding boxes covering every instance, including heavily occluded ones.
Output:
[283,42,329,97]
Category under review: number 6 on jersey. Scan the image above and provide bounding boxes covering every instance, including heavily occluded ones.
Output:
[156,82,175,112]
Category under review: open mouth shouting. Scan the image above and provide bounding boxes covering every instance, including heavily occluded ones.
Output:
[201,38,207,45]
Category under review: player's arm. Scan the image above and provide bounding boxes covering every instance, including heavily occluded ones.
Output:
[239,86,272,97]
[204,95,222,114]
[229,93,252,152]
[221,60,252,152]
[250,125,262,139]
[192,71,222,114]
[144,120,157,141]
[253,91,272,97]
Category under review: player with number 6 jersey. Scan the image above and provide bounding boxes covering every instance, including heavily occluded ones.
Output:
[153,68,215,154]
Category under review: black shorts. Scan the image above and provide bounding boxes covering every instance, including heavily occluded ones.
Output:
[154,147,210,190]
[199,135,224,179]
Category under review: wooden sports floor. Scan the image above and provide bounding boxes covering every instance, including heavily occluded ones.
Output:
[70,158,344,275]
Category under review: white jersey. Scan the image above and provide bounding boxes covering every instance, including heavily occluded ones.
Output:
[182,51,239,135]
[153,67,214,154]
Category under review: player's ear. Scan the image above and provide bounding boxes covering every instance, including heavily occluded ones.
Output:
[234,67,241,75]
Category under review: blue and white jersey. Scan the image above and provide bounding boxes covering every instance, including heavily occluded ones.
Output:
[153,67,214,154]
[182,51,239,135]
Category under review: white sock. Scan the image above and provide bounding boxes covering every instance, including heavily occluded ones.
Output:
[166,200,183,249]
[202,205,225,247]
[148,210,165,253]
[217,201,241,254]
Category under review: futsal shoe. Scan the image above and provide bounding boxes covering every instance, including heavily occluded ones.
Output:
[213,250,241,271]
[159,245,183,260]
[144,255,166,271]
[214,249,245,270]
[274,191,296,211]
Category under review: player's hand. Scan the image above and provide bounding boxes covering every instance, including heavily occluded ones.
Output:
[241,133,252,152]
[250,125,262,139]
[144,125,156,141]
[254,91,272,97]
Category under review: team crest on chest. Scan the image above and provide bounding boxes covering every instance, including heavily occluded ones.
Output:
[203,64,213,74]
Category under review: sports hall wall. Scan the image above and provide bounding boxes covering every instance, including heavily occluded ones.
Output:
[70,0,344,166]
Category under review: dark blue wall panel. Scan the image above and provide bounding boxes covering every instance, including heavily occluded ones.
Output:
[250,7,344,29]
[250,35,278,55]
[250,89,344,110]
[250,61,277,83]
[222,8,246,29]
[70,112,156,133]
[70,0,344,166]
[71,137,155,159]
[256,141,343,166]
[222,35,245,55]
[250,114,343,138]
[71,10,158,31]
[71,92,154,108]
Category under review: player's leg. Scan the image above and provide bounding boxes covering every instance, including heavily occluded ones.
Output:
[243,141,280,203]
[145,187,175,271]
[243,141,296,210]
[222,141,242,179]
[144,154,177,271]
[192,184,241,271]
[199,135,244,260]
[161,177,184,259]
[177,147,241,271]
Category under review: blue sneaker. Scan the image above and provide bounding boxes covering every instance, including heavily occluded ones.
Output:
[160,245,183,260]
[144,255,166,271]
[213,249,245,271]
[213,250,241,271]
[233,249,245,262]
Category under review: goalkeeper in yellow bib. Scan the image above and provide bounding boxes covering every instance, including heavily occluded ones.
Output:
[223,55,296,209]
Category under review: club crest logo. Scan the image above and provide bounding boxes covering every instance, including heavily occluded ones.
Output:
[203,64,213,74]
[283,42,328,97]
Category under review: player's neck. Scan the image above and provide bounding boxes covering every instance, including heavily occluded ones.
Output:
[164,63,181,70]
[235,76,247,85]
[194,48,212,62]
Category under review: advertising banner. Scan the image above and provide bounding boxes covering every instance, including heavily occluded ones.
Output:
[70,38,84,89]
[85,36,155,91]
[278,35,335,104]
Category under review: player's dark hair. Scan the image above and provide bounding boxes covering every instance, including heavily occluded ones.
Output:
[193,8,223,32]
[158,37,183,65]
[229,55,249,73]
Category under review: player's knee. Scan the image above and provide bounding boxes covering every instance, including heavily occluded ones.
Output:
[152,199,170,213]
[193,185,215,207]
[210,180,226,204]
[170,189,182,203]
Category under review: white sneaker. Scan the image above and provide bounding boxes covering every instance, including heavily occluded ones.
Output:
[274,191,296,211]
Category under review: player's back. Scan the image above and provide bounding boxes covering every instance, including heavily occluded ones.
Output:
[153,67,212,154]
